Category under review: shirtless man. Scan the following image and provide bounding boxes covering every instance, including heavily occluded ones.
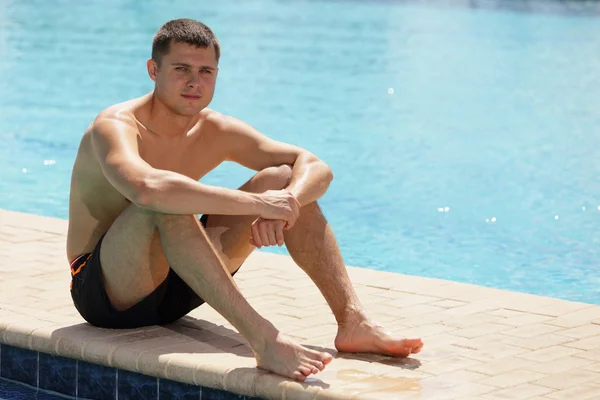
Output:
[67,18,423,381]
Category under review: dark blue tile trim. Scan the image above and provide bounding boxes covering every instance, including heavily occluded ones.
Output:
[78,360,116,400]
[0,345,37,387]
[39,353,76,397]
[159,378,201,400]
[0,344,263,400]
[117,369,157,400]
[202,387,245,400]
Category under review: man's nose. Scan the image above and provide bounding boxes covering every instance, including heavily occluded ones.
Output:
[187,73,201,88]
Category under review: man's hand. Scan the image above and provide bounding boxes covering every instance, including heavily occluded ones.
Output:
[250,218,287,248]
[257,190,301,228]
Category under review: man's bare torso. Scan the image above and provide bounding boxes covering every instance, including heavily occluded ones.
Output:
[66,94,229,263]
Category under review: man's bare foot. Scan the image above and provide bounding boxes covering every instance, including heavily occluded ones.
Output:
[334,313,423,357]
[253,331,333,381]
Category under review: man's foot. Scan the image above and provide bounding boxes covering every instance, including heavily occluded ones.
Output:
[253,331,333,381]
[334,314,423,357]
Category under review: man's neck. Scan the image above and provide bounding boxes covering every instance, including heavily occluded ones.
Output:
[146,92,199,138]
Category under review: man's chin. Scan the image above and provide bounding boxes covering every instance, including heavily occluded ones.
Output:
[175,105,205,117]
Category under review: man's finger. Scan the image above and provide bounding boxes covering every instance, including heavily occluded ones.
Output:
[259,223,270,247]
[275,222,285,246]
[266,223,277,246]
[251,223,262,247]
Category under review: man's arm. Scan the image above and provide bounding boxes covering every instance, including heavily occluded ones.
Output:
[90,116,296,221]
[222,117,334,206]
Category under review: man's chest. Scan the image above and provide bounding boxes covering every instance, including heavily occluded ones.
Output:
[138,134,226,181]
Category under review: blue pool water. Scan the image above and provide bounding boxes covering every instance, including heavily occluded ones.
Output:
[2,0,600,305]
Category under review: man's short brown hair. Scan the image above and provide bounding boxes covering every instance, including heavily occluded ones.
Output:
[152,19,220,66]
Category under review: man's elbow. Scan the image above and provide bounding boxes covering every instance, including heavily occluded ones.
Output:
[321,162,334,187]
[129,177,158,209]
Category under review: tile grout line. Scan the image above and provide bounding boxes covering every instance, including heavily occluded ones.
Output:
[36,350,39,389]
[116,368,119,400]
[157,376,160,400]
[75,360,78,399]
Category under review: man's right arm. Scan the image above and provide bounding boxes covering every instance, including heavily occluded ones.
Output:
[90,116,298,221]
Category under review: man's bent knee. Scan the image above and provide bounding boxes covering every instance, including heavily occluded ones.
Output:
[249,164,293,192]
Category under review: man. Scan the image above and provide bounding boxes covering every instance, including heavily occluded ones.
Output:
[66,18,423,382]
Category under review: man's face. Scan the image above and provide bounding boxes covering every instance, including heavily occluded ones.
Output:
[148,41,219,116]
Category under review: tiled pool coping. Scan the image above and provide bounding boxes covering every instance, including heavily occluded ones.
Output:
[1,208,599,399]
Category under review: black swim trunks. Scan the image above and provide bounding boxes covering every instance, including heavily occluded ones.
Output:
[69,215,236,329]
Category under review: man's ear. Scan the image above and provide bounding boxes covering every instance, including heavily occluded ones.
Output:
[147,59,158,81]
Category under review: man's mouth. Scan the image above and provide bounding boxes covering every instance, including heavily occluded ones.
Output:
[182,94,201,100]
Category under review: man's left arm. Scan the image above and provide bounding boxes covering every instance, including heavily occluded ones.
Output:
[222,116,334,206]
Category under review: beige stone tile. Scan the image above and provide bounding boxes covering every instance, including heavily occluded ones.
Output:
[477,369,548,388]
[55,324,153,360]
[397,324,458,339]
[574,348,600,361]
[253,373,289,400]
[462,344,530,362]
[365,274,449,294]
[29,324,70,354]
[415,332,471,349]
[418,355,484,376]
[547,308,600,328]
[501,323,565,338]
[351,381,423,400]
[332,374,417,399]
[563,334,600,350]
[429,299,468,308]
[451,322,514,339]
[433,301,501,319]
[421,369,489,389]
[2,320,59,349]
[393,304,450,319]
[412,343,471,362]
[528,355,595,375]
[83,326,191,366]
[486,309,529,318]
[533,369,599,390]
[556,324,600,339]
[439,313,503,329]
[492,296,561,314]
[465,356,537,376]
[283,379,330,399]
[389,313,447,328]
[544,384,600,400]
[444,381,497,397]
[532,302,595,317]
[517,345,583,362]
[511,333,578,351]
[430,282,502,302]
[583,362,600,373]
[500,313,555,327]
[381,293,443,308]
[483,383,554,399]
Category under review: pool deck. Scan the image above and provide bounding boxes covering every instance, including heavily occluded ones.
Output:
[1,209,599,399]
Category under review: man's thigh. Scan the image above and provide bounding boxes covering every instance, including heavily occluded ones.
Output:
[99,204,171,311]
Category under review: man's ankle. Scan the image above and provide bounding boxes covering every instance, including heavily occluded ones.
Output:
[336,306,367,326]
[244,320,280,353]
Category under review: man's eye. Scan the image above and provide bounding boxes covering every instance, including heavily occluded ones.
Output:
[201,69,212,74]
[176,67,187,71]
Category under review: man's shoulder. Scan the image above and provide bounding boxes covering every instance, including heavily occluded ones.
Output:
[202,109,253,137]
[90,101,139,136]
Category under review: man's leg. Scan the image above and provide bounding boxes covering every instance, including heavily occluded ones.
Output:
[98,166,332,381]
[283,202,424,357]
[202,165,294,273]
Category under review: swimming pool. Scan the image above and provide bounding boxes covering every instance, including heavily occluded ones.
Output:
[2,0,600,305]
